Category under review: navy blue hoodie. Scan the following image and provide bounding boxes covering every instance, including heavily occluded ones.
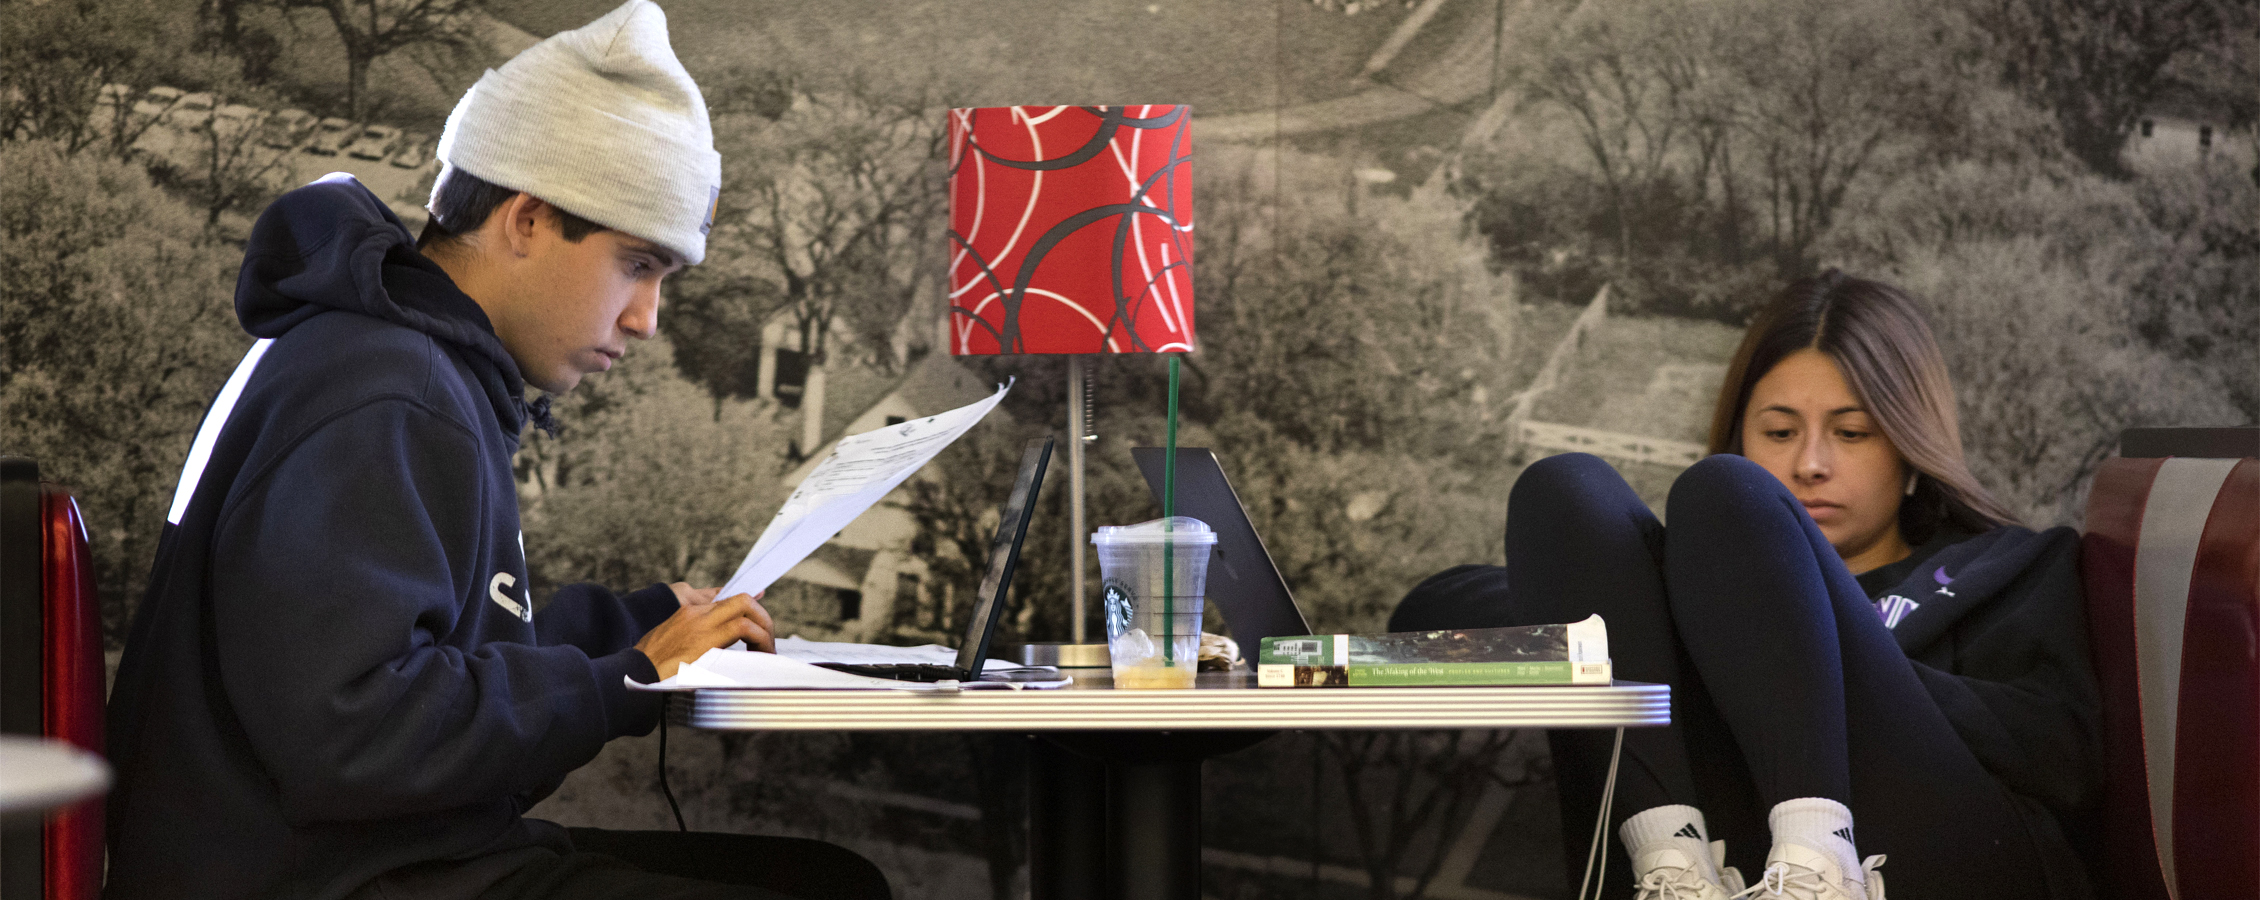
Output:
[105,177,680,900]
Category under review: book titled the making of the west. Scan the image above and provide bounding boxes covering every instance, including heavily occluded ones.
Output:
[1256,615,1611,687]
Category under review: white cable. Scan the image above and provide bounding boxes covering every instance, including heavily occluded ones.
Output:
[1576,727,1627,900]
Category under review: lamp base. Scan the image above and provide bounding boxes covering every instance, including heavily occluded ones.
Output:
[1001,642,1113,669]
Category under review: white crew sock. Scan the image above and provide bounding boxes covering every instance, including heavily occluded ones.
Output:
[1769,797,1863,887]
[1620,804,1721,884]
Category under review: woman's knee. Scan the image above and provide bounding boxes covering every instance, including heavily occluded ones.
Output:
[1508,453,1652,542]
[1512,452,1623,505]
[1666,453,1797,526]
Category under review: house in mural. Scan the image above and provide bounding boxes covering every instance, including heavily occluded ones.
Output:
[1508,286,1743,506]
[1511,288,1729,462]
[755,350,994,642]
[2125,90,2257,175]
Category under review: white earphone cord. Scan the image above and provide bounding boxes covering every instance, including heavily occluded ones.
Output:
[1576,727,1626,900]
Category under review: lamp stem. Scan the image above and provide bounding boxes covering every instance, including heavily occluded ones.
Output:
[1068,358,1089,644]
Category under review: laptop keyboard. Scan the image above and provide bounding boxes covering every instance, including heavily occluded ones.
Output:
[811,662,966,683]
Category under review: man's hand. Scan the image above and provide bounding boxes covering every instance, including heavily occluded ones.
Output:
[634,592,775,679]
[667,582,721,608]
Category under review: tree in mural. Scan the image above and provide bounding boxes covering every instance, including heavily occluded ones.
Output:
[708,81,947,451]
[0,0,183,157]
[0,141,249,638]
[266,0,481,120]
[1519,0,1696,261]
[1966,0,2244,177]
[1823,156,2256,525]
[169,105,298,227]
[1490,0,1957,316]
[1194,158,1516,461]
[515,336,788,598]
[1719,0,1943,272]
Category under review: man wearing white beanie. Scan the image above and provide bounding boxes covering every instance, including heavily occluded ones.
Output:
[104,3,887,899]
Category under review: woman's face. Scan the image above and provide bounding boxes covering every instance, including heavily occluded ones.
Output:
[1740,348,1912,573]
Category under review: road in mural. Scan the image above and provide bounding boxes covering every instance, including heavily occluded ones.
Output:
[4,0,2253,896]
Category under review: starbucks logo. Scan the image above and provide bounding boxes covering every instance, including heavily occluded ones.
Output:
[1102,579,1134,638]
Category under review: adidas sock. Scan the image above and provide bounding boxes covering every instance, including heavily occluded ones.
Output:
[1769,797,1862,888]
[1619,804,1720,884]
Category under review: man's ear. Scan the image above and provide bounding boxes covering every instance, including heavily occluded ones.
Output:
[496,192,551,258]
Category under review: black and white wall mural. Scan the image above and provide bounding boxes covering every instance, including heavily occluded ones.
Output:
[4,0,2253,896]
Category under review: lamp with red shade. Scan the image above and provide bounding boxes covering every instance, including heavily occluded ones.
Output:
[946,104,1193,644]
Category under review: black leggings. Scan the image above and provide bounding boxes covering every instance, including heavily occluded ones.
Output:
[1393,453,2045,898]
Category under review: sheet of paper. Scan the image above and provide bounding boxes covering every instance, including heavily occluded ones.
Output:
[774,636,954,665]
[625,647,1072,691]
[718,381,1011,601]
[775,636,1035,673]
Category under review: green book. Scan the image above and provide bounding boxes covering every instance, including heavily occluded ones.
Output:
[1256,615,1610,687]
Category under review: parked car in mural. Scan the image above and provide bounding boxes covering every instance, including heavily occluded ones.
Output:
[261,109,317,149]
[212,104,267,140]
[304,117,354,155]
[389,133,433,169]
[91,83,134,134]
[345,124,402,160]
[163,92,216,129]
[130,86,182,123]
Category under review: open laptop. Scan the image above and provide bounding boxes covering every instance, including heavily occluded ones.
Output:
[811,437,1053,683]
[1130,447,1314,655]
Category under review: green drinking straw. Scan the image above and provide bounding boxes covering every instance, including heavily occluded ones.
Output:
[1162,355,1181,665]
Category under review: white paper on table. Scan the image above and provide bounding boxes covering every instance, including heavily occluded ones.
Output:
[626,646,1072,692]
[718,381,1011,602]
[628,647,938,691]
[774,636,1041,673]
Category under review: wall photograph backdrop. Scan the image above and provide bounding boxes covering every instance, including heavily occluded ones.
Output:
[3,0,2254,896]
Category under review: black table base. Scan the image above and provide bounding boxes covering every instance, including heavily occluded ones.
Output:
[1028,731,1274,900]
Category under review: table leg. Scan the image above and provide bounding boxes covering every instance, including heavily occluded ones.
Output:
[1035,731,1273,900]
[1029,736,1108,900]
[1107,754,1202,900]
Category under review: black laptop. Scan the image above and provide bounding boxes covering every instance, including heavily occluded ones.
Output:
[1130,447,1314,656]
[812,437,1053,683]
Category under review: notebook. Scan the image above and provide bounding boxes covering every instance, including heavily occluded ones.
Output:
[811,437,1054,683]
[1130,447,1315,657]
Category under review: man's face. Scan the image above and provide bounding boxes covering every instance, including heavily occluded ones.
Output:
[492,212,683,395]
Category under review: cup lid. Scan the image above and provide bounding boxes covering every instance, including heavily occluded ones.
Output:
[1091,516,1217,544]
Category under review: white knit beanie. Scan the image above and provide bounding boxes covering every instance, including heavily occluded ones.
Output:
[433,0,720,264]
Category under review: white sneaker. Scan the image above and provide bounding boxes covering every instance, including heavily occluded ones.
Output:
[1733,842,1886,900]
[1631,846,1737,900]
[1711,840,1747,894]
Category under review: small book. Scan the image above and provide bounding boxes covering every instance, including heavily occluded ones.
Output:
[1256,615,1610,687]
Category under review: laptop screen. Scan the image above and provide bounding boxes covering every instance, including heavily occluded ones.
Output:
[953,437,1053,674]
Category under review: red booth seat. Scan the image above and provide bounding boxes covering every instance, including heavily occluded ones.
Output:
[2083,450,2258,900]
[0,457,105,900]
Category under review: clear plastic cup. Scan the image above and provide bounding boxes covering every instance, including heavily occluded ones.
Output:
[1093,517,1216,689]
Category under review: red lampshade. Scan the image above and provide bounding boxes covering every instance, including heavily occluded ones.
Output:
[946,105,1194,356]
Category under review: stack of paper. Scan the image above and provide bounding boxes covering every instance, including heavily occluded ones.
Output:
[627,639,1072,692]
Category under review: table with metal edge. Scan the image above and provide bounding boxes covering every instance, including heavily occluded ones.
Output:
[688,672,1669,900]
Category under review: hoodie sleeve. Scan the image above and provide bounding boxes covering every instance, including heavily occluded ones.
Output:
[535,582,680,657]
[208,397,661,825]
[1906,527,2102,814]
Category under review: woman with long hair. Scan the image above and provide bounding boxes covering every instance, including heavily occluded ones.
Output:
[1393,271,2099,900]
